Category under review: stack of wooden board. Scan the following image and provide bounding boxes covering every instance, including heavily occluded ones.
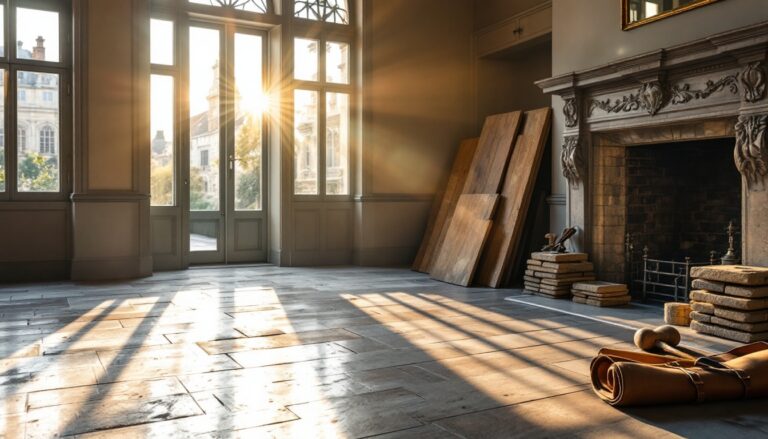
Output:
[689,265,768,343]
[523,252,596,299]
[571,281,631,307]
[414,108,552,288]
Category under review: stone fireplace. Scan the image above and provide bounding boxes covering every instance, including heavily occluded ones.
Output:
[538,22,768,283]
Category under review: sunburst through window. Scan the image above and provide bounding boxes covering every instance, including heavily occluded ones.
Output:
[188,0,269,14]
[294,0,349,25]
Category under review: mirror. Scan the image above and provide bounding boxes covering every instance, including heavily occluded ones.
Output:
[623,0,723,30]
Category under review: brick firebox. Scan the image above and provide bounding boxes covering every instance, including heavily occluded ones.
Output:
[591,120,741,283]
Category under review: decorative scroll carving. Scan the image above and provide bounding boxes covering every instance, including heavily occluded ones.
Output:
[589,73,746,117]
[734,114,768,188]
[741,62,766,103]
[589,92,642,116]
[563,98,579,128]
[589,82,665,117]
[562,135,582,185]
[670,74,739,105]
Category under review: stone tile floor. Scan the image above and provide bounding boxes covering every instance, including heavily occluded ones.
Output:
[0,266,766,438]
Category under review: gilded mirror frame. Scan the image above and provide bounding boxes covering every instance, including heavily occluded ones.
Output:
[622,0,724,30]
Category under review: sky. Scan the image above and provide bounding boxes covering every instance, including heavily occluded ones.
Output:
[17,7,61,62]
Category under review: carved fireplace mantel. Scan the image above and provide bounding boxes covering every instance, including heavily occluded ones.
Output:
[536,21,768,269]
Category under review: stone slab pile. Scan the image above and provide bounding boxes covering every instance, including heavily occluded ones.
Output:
[571,281,631,307]
[689,265,768,343]
[524,252,596,299]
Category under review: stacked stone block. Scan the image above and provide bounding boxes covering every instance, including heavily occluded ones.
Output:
[524,252,596,299]
[689,265,768,343]
[571,281,631,307]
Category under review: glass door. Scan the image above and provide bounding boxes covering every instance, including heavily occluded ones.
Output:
[188,24,267,264]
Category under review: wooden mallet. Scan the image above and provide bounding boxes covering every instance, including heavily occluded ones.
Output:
[634,325,689,358]
[634,325,722,368]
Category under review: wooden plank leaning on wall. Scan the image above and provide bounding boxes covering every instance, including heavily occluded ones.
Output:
[430,194,500,287]
[412,138,479,273]
[476,107,552,288]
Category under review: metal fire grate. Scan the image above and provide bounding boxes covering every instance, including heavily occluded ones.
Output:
[625,234,719,303]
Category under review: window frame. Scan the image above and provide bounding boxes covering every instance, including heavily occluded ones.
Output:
[149,12,180,208]
[0,0,72,201]
[291,4,355,200]
[293,0,350,26]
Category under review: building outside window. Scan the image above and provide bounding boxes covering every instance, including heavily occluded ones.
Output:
[1,1,69,196]
[39,126,55,154]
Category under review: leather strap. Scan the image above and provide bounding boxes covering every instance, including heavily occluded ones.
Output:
[670,362,707,402]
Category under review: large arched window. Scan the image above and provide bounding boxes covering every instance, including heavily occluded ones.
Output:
[39,126,56,154]
[295,0,349,24]
[292,0,353,196]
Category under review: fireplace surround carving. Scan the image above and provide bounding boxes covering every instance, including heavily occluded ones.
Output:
[561,135,582,186]
[537,22,768,273]
[735,114,768,188]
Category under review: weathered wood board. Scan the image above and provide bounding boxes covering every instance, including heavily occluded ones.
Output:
[412,138,479,273]
[476,108,552,288]
[462,112,523,194]
[430,194,499,287]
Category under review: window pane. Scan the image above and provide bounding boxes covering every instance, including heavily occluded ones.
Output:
[150,19,174,66]
[17,71,59,192]
[326,92,349,195]
[294,89,318,195]
[189,27,220,211]
[17,8,59,63]
[295,0,349,24]
[326,42,349,84]
[151,75,174,206]
[294,38,318,81]
[0,70,4,192]
[188,0,268,13]
[0,6,5,58]
[190,220,217,252]
[234,33,264,211]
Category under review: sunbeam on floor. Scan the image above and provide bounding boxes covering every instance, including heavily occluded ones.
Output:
[0,266,766,438]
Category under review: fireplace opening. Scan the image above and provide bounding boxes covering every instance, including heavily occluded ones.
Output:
[625,138,741,263]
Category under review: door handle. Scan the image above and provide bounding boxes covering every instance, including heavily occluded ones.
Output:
[229,155,235,171]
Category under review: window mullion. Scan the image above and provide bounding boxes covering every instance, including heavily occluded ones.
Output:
[1,67,9,199]
[318,36,326,197]
[7,66,17,197]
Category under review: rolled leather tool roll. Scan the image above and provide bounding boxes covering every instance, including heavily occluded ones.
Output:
[590,342,768,406]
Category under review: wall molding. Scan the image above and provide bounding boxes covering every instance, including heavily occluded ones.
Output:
[354,194,434,203]
[70,193,150,202]
[546,194,566,206]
